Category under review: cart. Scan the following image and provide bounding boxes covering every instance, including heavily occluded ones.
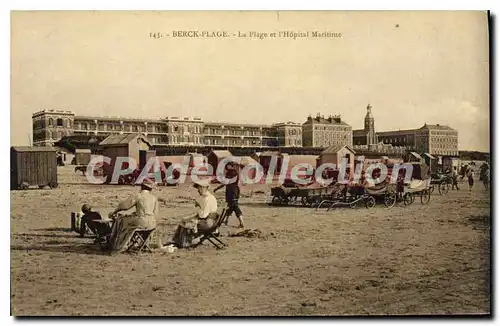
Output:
[270,185,332,207]
[400,178,432,206]
[316,183,393,210]
[430,173,451,195]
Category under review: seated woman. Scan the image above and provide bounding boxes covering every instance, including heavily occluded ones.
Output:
[171,179,218,248]
[106,178,158,255]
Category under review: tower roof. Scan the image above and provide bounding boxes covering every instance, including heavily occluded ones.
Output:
[365,104,374,120]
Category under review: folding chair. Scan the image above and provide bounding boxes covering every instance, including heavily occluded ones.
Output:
[193,209,228,250]
[126,228,156,254]
[91,220,114,251]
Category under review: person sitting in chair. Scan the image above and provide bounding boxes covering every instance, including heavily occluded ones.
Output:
[172,179,218,248]
[80,204,111,239]
[107,178,158,255]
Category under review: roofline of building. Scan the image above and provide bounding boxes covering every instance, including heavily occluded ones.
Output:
[74,116,164,123]
[376,129,419,135]
[32,110,74,117]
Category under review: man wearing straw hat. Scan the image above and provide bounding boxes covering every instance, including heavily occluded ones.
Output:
[171,178,218,248]
[106,178,159,254]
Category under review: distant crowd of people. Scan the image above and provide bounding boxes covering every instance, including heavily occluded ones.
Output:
[450,161,490,191]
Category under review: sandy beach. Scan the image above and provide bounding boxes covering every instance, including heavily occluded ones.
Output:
[10,166,490,316]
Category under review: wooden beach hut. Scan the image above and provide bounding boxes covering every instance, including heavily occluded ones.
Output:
[10,146,58,190]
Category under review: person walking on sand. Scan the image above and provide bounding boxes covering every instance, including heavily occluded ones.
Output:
[214,165,245,229]
[451,167,460,190]
[467,168,474,191]
[480,162,490,191]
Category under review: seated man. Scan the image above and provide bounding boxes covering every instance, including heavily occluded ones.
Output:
[80,204,112,239]
[172,179,218,248]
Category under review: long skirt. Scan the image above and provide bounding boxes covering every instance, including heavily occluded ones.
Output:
[172,216,216,248]
[108,215,155,254]
[172,225,196,248]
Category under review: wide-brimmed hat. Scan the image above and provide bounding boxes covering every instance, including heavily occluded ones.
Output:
[141,178,155,190]
[193,178,211,189]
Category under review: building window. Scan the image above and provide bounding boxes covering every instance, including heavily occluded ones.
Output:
[48,118,54,127]
[56,118,63,127]
[52,131,58,139]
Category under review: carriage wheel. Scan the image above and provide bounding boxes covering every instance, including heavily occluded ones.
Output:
[271,196,281,205]
[403,193,414,206]
[384,191,397,208]
[420,190,431,204]
[365,196,376,209]
[349,200,357,209]
[429,185,435,194]
[438,182,449,195]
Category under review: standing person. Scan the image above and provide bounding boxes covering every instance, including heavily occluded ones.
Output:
[214,165,245,229]
[467,168,475,191]
[451,167,460,190]
[480,162,490,191]
[107,178,158,255]
[459,164,467,182]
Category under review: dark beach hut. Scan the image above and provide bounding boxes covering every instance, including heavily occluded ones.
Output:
[10,146,58,190]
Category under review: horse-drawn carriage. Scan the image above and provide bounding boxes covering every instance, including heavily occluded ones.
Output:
[429,172,451,195]
[270,184,332,207]
[74,163,106,177]
[398,178,432,206]
[395,162,433,206]
[316,182,396,210]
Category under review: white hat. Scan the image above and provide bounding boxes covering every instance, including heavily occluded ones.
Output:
[193,178,211,188]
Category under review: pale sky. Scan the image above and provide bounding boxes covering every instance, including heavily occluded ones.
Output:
[11,11,490,151]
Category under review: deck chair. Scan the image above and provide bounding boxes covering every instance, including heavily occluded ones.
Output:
[125,228,156,254]
[193,209,228,250]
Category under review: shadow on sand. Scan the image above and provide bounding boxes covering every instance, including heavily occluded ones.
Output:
[11,243,109,256]
[33,227,73,232]
[14,233,78,239]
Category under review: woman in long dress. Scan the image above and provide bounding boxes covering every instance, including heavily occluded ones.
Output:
[107,178,159,254]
